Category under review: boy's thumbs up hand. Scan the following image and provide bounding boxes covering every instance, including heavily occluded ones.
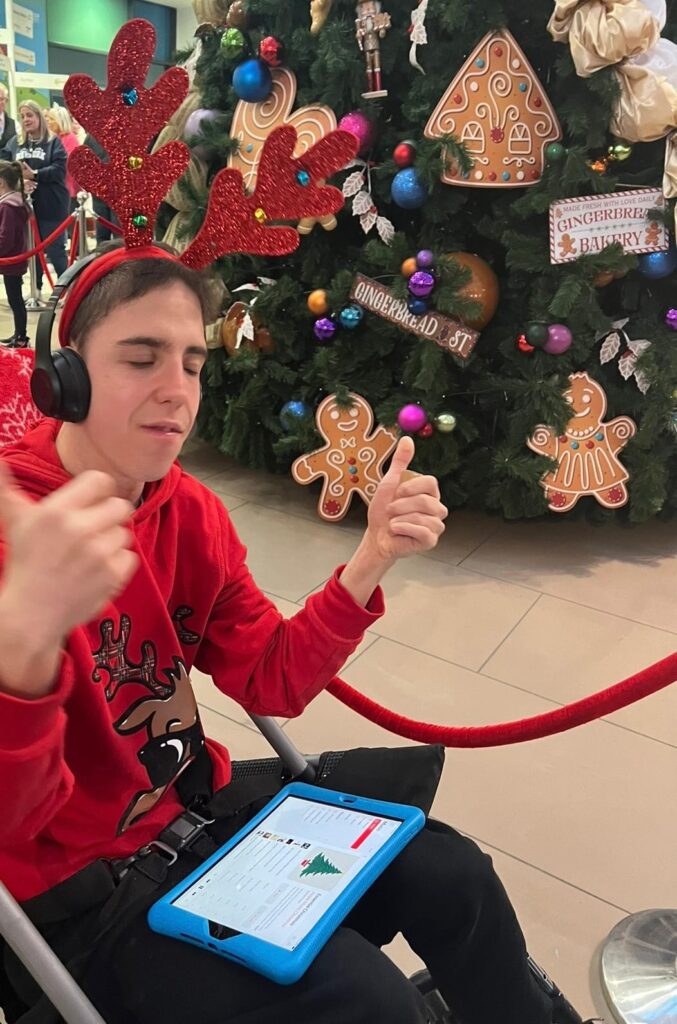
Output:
[365,437,448,562]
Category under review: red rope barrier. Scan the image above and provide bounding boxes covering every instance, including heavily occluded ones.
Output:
[95,214,123,236]
[31,216,54,290]
[0,215,72,267]
[68,220,80,267]
[327,649,677,747]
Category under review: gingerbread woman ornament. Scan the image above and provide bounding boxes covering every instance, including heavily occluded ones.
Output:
[292,393,399,521]
[527,372,637,512]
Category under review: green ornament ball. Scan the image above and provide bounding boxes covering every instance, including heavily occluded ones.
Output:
[608,141,632,162]
[525,322,549,348]
[435,412,457,434]
[221,27,245,55]
[545,142,566,163]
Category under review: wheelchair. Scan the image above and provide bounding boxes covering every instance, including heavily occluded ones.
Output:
[0,715,577,1024]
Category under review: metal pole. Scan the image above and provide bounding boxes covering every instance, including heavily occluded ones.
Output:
[601,909,677,1023]
[24,200,44,311]
[76,193,89,260]
[0,879,107,1024]
[247,714,316,781]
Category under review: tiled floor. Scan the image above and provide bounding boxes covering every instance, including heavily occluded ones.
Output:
[179,433,677,1021]
[5,298,677,1021]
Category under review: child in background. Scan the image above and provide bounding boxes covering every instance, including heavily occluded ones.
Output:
[0,160,29,348]
[0,160,28,348]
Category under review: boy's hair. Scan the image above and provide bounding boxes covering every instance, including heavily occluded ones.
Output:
[0,160,25,197]
[68,241,219,352]
[47,105,73,135]
[18,101,51,145]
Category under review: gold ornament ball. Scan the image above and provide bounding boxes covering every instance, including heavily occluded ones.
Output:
[226,0,249,29]
[672,387,677,400]
[445,252,499,330]
[435,412,457,433]
[307,289,329,315]
[401,257,418,279]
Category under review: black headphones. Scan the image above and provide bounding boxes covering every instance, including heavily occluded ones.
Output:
[31,252,101,423]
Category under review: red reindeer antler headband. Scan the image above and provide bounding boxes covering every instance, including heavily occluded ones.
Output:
[58,18,358,345]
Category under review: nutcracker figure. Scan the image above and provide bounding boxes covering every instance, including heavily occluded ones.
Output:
[355,1,391,99]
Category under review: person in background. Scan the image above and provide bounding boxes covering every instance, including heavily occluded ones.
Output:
[0,100,69,293]
[0,84,16,152]
[83,133,119,245]
[0,160,29,348]
[45,105,81,210]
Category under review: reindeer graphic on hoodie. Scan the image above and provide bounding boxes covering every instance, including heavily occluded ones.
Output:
[92,613,205,834]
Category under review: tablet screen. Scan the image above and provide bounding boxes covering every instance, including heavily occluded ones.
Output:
[172,794,403,951]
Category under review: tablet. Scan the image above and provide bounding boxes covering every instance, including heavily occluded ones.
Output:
[148,781,425,984]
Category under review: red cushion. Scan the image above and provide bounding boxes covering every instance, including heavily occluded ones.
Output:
[0,347,43,447]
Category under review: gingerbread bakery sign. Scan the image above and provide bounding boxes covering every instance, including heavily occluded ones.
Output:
[549,188,669,264]
[350,274,479,358]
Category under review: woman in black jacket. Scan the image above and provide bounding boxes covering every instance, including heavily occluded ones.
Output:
[1,101,69,292]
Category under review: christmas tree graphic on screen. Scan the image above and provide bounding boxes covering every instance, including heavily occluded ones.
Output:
[300,853,342,878]
[292,848,357,891]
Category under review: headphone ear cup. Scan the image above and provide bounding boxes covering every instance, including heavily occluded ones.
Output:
[31,347,91,423]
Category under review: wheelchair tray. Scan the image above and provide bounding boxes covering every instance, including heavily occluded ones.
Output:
[148,781,425,984]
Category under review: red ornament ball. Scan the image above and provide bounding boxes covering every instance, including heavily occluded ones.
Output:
[517,334,535,354]
[418,423,434,438]
[393,142,416,168]
[259,36,283,66]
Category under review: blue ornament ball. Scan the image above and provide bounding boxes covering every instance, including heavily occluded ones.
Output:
[638,247,677,279]
[339,304,364,330]
[407,296,428,316]
[280,400,310,431]
[232,59,273,102]
[391,168,427,209]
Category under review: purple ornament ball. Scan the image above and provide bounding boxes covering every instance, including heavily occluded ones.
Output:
[544,323,573,355]
[338,111,375,156]
[408,270,435,299]
[665,308,677,330]
[183,108,219,142]
[313,317,337,342]
[397,404,428,433]
[416,249,434,269]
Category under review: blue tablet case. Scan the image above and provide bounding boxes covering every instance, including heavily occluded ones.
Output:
[148,781,425,984]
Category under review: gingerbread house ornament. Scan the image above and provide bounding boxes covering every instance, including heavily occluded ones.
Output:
[424,28,562,188]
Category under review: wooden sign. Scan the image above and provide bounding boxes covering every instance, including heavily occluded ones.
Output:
[549,188,668,264]
[350,274,479,358]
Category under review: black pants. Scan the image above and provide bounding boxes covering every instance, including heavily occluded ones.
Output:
[8,818,553,1024]
[93,195,118,245]
[3,275,26,337]
[34,216,68,290]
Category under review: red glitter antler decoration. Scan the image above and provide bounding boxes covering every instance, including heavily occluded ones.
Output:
[181,124,358,268]
[62,19,358,265]
[64,19,190,249]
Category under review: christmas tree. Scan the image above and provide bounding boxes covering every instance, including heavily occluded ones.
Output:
[160,0,677,522]
[300,851,343,876]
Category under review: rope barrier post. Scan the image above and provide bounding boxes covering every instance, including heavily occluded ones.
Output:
[601,909,677,1023]
[76,193,89,261]
[24,199,45,312]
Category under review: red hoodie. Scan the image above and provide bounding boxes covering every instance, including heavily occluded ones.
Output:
[0,421,384,901]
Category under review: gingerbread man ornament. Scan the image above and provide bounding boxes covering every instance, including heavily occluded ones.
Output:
[527,372,637,512]
[292,393,399,521]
